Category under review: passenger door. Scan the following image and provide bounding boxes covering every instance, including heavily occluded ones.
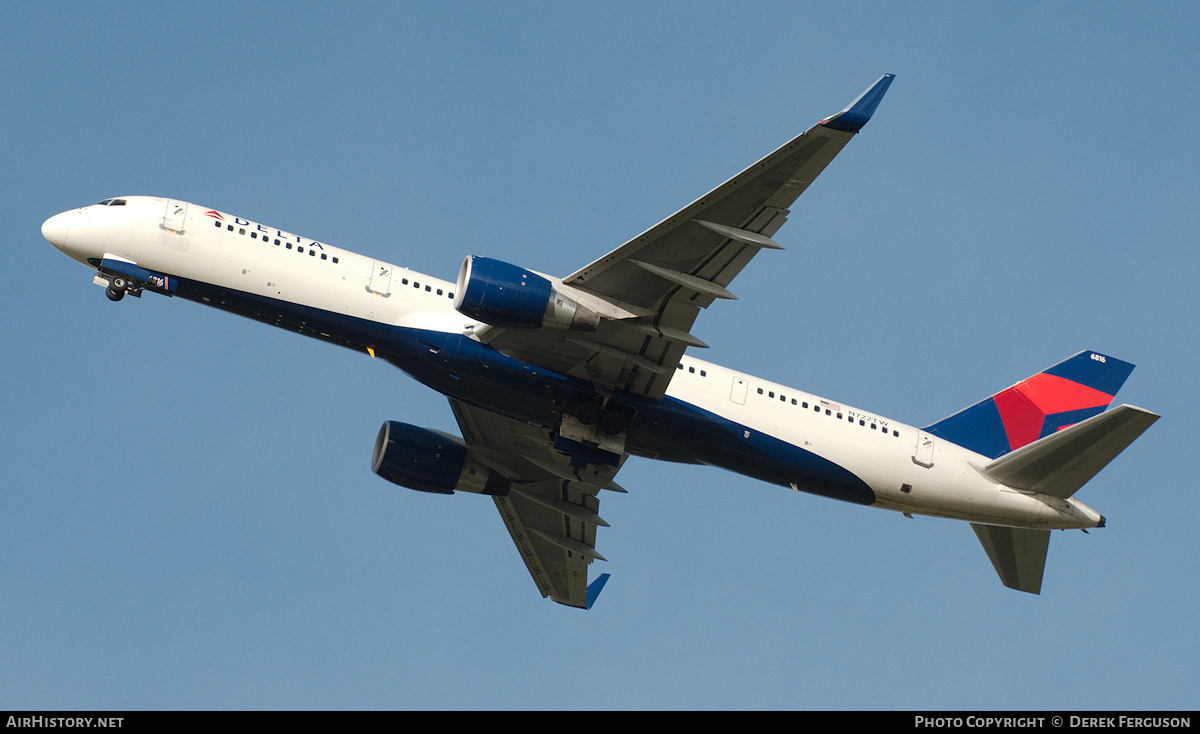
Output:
[369,261,393,296]
[162,199,187,234]
[730,376,748,405]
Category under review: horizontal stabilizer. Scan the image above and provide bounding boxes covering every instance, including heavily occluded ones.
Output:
[981,405,1159,498]
[971,524,1051,594]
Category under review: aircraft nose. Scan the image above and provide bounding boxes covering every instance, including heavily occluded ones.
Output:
[42,211,72,251]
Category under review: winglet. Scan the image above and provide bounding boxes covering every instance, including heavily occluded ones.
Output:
[820,74,895,133]
[585,573,611,610]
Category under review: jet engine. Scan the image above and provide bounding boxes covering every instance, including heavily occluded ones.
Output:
[453,256,599,331]
[371,421,511,495]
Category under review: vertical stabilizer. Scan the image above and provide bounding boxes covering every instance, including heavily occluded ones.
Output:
[925,351,1134,459]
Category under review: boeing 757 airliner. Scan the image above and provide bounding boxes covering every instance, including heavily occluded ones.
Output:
[42,75,1157,607]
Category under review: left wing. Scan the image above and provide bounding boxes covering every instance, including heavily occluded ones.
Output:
[448,398,621,608]
[480,75,894,399]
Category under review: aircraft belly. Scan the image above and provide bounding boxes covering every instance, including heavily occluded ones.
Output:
[625,397,875,505]
[382,329,579,427]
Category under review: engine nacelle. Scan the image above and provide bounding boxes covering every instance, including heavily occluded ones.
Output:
[371,421,511,496]
[453,256,599,331]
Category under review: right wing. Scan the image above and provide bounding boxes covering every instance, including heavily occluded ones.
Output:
[480,75,895,400]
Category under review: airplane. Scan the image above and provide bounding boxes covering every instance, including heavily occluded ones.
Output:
[41,74,1158,608]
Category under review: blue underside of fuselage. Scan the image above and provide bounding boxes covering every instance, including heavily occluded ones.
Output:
[168,276,875,506]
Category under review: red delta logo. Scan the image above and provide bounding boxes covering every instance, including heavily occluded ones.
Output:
[994,373,1115,451]
[204,210,224,220]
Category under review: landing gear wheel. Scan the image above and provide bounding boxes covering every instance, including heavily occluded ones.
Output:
[575,401,603,425]
[105,275,130,302]
[599,411,627,436]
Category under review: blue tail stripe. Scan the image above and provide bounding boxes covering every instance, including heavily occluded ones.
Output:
[1045,351,1135,396]
[925,399,1010,459]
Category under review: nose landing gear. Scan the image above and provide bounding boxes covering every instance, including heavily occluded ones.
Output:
[105,276,129,301]
[98,274,143,302]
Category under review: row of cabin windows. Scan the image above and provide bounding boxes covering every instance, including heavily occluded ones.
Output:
[674,363,898,437]
[216,219,340,263]
[400,277,453,300]
[214,221,457,300]
[755,386,900,437]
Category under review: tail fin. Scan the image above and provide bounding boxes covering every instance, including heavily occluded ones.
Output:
[925,351,1135,459]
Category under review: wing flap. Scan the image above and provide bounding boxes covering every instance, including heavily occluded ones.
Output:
[563,131,849,309]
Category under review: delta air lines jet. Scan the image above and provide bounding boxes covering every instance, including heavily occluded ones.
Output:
[42,75,1157,608]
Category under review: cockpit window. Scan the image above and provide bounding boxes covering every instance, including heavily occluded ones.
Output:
[93,199,127,206]
[95,199,113,206]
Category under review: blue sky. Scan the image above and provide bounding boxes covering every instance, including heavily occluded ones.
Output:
[3,1,1197,710]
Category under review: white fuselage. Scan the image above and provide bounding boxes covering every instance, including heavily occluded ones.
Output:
[42,196,1104,531]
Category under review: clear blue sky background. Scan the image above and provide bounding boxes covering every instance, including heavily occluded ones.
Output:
[3,1,1196,710]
